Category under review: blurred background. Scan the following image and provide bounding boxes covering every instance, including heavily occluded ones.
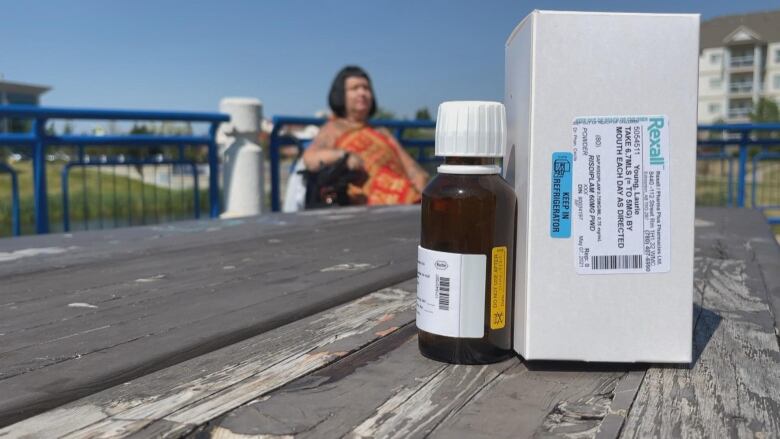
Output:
[1,0,779,237]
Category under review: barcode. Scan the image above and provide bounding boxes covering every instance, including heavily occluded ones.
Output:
[437,275,450,310]
[590,255,643,270]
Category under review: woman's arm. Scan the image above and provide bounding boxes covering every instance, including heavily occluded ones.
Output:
[379,128,430,192]
[302,122,341,171]
[302,121,363,171]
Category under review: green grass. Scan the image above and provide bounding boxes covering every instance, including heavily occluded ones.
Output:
[696,160,780,208]
[696,160,780,241]
[0,161,210,237]
[696,177,733,207]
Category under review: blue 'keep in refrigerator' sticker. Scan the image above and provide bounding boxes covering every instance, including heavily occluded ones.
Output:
[550,152,572,238]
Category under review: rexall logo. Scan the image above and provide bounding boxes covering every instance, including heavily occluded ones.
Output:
[648,117,665,167]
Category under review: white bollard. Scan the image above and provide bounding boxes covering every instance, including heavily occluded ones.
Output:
[218,97,264,218]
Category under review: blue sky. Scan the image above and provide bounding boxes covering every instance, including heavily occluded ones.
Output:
[0,1,776,119]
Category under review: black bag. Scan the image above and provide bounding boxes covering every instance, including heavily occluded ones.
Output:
[300,153,367,209]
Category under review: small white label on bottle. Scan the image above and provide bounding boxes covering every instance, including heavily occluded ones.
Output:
[416,245,485,338]
[572,115,670,274]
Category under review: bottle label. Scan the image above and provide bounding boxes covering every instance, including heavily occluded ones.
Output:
[572,115,671,274]
[490,246,507,329]
[416,246,486,338]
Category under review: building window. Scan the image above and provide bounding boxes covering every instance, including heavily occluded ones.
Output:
[709,103,721,114]
[775,74,780,90]
[709,78,722,89]
[710,53,721,64]
[775,49,780,63]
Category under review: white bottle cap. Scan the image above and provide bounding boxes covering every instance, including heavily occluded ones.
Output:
[435,101,506,158]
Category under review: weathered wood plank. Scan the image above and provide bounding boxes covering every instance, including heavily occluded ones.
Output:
[0,221,410,357]
[0,206,415,302]
[0,281,417,438]
[620,208,780,438]
[0,209,413,341]
[595,370,645,439]
[696,207,780,339]
[424,364,637,439]
[0,207,420,426]
[198,330,509,439]
[200,337,636,439]
[0,228,404,339]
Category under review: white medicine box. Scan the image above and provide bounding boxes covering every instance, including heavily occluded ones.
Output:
[505,10,699,362]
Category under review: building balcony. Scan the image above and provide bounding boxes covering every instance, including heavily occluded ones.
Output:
[729,56,755,68]
[729,83,753,93]
[728,107,753,119]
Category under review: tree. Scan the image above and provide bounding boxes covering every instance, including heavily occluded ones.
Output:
[750,98,780,140]
[415,107,432,121]
[130,123,155,135]
[372,107,396,121]
[127,123,160,174]
[751,98,780,123]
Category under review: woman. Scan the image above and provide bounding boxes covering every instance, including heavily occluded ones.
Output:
[302,66,429,205]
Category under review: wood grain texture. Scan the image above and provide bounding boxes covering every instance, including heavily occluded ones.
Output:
[0,281,417,438]
[620,208,780,438]
[0,206,420,426]
[201,336,635,439]
[3,206,779,438]
[0,206,393,277]
[427,366,632,439]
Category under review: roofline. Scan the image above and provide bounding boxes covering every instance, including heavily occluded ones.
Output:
[700,9,780,50]
[0,80,51,96]
[722,25,763,44]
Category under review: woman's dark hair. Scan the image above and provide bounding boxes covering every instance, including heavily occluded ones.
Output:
[328,65,377,118]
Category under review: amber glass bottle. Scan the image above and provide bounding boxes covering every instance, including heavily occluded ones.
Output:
[417,102,517,364]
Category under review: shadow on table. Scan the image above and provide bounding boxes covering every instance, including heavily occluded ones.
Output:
[690,303,721,367]
[520,304,722,372]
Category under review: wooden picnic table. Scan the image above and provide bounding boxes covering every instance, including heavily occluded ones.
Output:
[0,206,779,438]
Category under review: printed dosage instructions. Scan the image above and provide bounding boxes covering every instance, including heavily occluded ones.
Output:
[572,116,670,274]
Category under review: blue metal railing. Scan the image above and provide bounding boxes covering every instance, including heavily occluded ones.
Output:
[0,105,228,236]
[269,116,436,211]
[697,123,780,209]
[3,108,780,234]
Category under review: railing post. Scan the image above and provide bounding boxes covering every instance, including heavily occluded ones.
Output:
[61,164,71,232]
[208,123,220,218]
[0,164,22,237]
[727,155,734,207]
[736,130,749,208]
[32,118,50,234]
[269,124,281,212]
[218,97,264,218]
[191,162,201,219]
[10,170,19,236]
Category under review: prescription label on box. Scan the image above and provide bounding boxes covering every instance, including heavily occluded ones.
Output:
[572,115,670,275]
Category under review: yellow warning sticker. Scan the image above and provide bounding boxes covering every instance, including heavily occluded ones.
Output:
[490,246,507,330]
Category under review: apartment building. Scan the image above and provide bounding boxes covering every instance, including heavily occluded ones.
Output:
[699,10,780,123]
